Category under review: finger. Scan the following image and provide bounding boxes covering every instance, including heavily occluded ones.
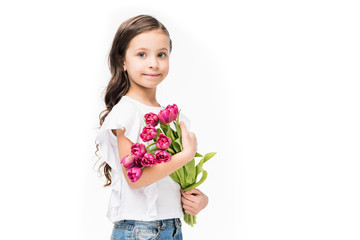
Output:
[184,193,201,203]
[181,190,186,197]
[182,201,196,214]
[179,121,188,135]
[183,207,196,216]
[185,188,202,196]
[182,193,197,203]
[182,192,195,203]
[183,206,197,216]
[184,210,196,216]
[182,196,195,206]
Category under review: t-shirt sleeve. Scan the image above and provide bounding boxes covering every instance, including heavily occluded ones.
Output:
[95,100,143,172]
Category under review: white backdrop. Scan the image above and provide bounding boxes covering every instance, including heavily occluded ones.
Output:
[0,0,359,239]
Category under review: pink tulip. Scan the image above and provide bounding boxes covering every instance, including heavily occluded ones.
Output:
[140,125,157,142]
[120,154,135,168]
[156,133,172,150]
[134,157,143,167]
[144,112,159,127]
[131,143,146,160]
[158,104,179,124]
[141,153,157,166]
[127,167,143,182]
[155,150,172,163]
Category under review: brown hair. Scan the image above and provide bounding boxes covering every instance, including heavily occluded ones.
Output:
[96,15,172,187]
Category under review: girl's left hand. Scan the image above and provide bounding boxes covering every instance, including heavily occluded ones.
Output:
[181,188,208,216]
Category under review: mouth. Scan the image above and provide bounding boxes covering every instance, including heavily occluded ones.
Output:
[143,73,161,77]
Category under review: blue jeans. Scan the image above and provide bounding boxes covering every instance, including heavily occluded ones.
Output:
[111,218,183,240]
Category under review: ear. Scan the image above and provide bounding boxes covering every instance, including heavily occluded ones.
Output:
[119,56,127,71]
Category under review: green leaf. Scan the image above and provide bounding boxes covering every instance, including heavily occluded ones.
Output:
[171,127,178,139]
[183,170,208,191]
[166,147,175,155]
[169,172,179,183]
[197,156,206,169]
[156,128,162,137]
[172,168,185,188]
[196,152,216,168]
[184,159,196,186]
[195,152,203,158]
[203,152,216,163]
[195,164,204,177]
[174,121,182,142]
[160,123,168,135]
[174,138,183,151]
[169,127,175,140]
[173,141,181,152]
[176,109,181,123]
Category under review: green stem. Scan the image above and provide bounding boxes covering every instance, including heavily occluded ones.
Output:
[148,147,160,153]
[184,213,196,227]
[146,142,156,149]
[167,147,175,155]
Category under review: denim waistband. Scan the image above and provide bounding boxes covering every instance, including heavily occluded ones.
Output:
[116,218,181,230]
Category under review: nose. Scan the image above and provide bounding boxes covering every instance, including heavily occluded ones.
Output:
[148,56,159,69]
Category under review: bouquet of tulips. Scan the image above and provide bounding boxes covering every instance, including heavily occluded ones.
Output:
[120,104,216,226]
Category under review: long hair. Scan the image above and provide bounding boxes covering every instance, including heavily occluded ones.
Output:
[96,15,172,187]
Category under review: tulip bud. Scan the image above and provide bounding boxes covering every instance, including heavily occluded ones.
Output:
[120,154,135,168]
[156,133,172,150]
[131,143,147,160]
[127,167,143,182]
[144,112,159,127]
[140,125,157,142]
[155,150,172,163]
[141,153,157,166]
[158,104,179,124]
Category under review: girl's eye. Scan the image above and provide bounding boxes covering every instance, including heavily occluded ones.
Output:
[158,52,167,58]
[137,52,146,58]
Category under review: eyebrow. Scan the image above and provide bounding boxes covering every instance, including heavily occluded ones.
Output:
[135,47,169,52]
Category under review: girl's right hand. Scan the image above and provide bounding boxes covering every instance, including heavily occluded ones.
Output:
[179,121,197,162]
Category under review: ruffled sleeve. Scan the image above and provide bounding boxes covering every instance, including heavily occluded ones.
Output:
[95,99,143,173]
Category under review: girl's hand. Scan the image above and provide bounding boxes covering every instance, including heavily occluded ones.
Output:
[179,121,197,162]
[181,188,208,216]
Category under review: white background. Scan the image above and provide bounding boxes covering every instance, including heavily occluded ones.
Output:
[1,0,359,239]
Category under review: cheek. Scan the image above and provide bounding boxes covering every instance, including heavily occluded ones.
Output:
[127,62,145,75]
[161,61,169,74]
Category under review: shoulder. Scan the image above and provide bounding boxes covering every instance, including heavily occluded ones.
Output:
[106,97,142,122]
[112,96,139,114]
[99,97,143,132]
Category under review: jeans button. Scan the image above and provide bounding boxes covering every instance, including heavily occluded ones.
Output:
[134,228,139,233]
[158,225,161,229]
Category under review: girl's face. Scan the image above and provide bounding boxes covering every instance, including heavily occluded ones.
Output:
[123,29,170,90]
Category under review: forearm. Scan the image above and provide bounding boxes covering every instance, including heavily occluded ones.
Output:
[124,151,192,189]
[115,121,196,189]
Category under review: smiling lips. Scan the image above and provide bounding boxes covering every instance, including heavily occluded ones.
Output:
[143,73,160,77]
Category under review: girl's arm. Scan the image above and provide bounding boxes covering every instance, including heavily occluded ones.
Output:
[114,121,197,189]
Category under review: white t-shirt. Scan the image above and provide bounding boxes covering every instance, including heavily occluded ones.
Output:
[95,96,190,222]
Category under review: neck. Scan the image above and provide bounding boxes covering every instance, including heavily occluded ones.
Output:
[125,86,160,107]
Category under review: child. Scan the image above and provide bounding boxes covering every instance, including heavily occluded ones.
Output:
[95,15,208,239]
